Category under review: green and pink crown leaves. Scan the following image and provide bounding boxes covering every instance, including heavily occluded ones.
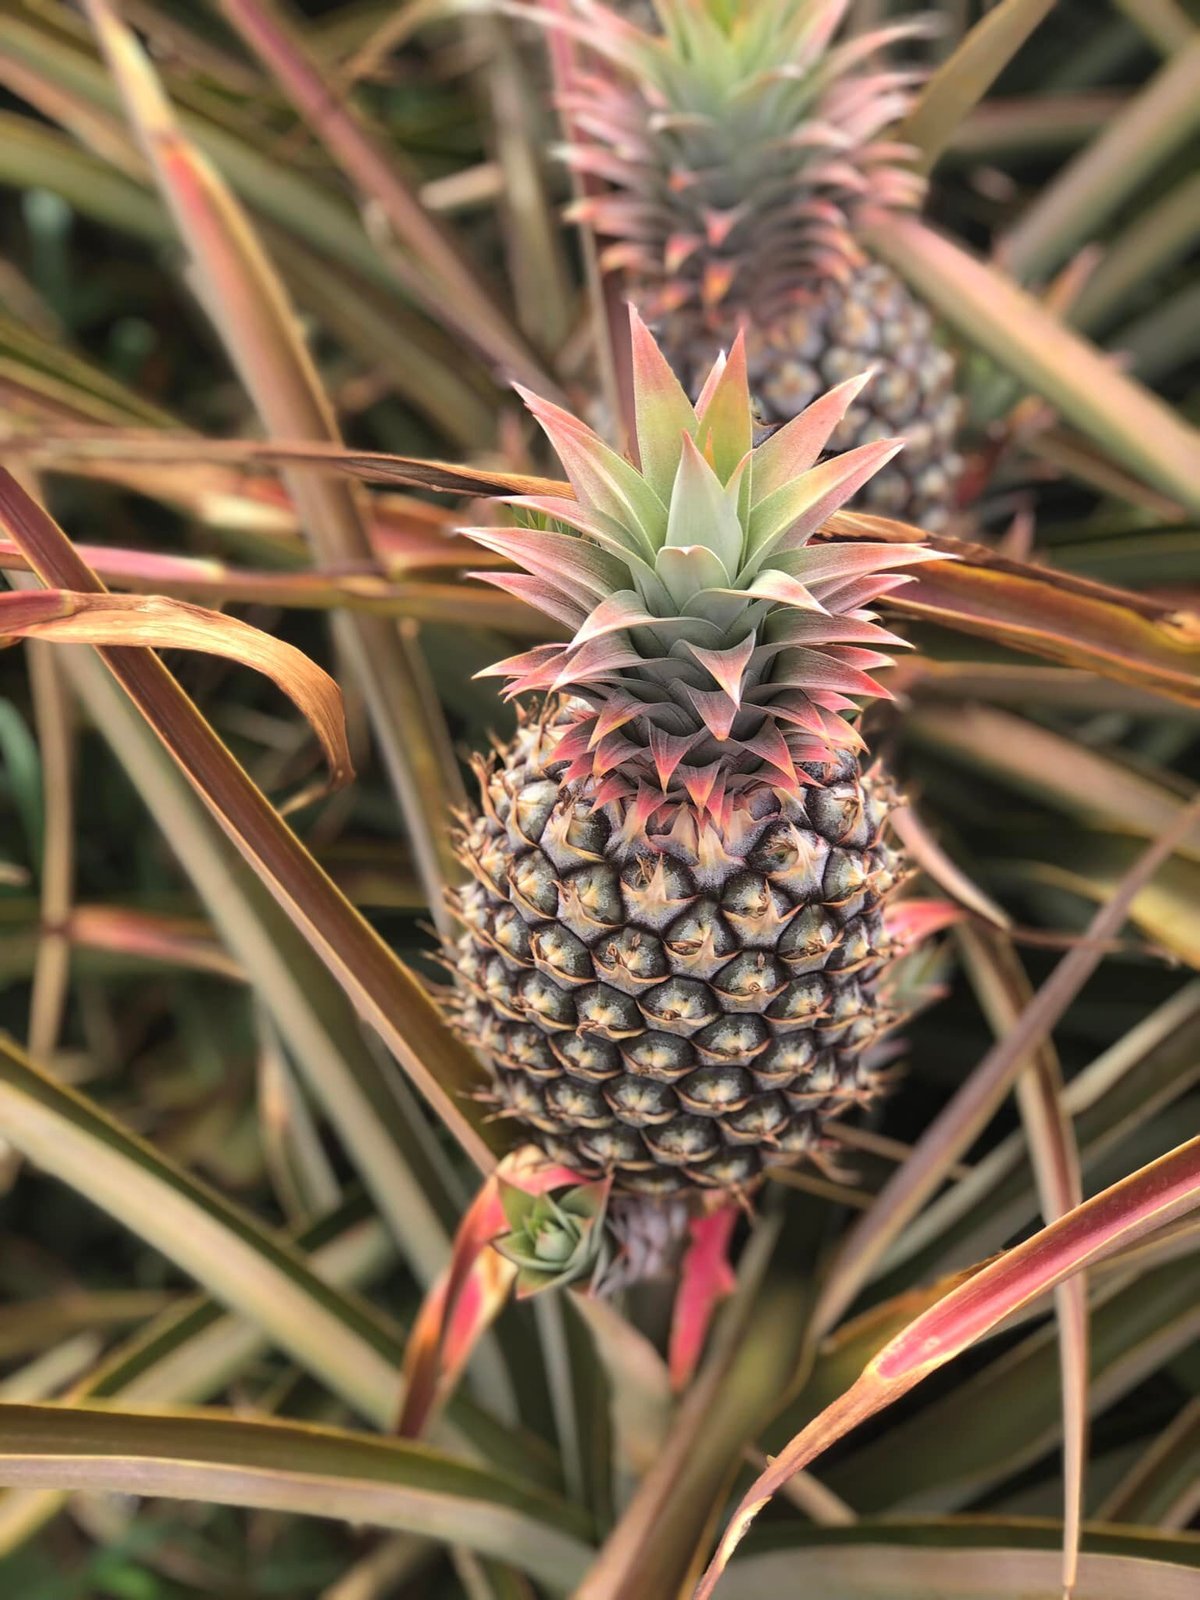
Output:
[464,313,943,812]
[541,0,929,319]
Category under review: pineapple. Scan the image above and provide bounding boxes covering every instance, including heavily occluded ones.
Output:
[446,316,941,1204]
[554,0,962,528]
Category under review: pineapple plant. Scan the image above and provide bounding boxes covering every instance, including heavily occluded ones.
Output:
[446,314,941,1212]
[552,0,963,527]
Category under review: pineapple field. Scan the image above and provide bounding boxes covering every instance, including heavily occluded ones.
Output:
[0,2,1198,1597]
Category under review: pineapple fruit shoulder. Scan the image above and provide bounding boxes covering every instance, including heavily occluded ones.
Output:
[446,315,940,1203]
[554,0,962,528]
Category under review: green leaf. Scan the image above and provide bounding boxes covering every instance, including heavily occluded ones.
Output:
[718,1521,1200,1599]
[83,0,466,927]
[998,37,1200,284]
[60,650,469,1290]
[0,698,43,868]
[900,0,1058,174]
[0,473,500,1173]
[0,1404,593,1593]
[825,1258,1200,1513]
[0,1036,402,1426]
[908,704,1200,864]
[665,434,744,576]
[864,217,1200,516]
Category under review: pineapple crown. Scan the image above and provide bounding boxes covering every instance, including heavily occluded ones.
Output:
[464,313,943,826]
[545,0,929,325]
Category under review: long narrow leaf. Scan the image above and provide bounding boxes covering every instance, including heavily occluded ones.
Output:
[958,927,1087,1599]
[0,471,499,1173]
[717,1522,1200,1600]
[59,649,471,1292]
[0,1404,592,1592]
[0,588,350,782]
[214,0,558,397]
[999,38,1200,283]
[20,432,1200,705]
[812,793,1200,1338]
[899,0,1058,173]
[864,217,1200,515]
[83,0,465,923]
[696,1138,1200,1597]
[0,1037,401,1426]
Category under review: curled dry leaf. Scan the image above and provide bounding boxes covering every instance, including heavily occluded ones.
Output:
[0,588,352,788]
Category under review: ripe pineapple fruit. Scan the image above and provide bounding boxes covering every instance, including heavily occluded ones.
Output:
[446,315,941,1202]
[555,0,962,528]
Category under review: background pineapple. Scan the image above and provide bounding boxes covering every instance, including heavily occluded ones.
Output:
[447,315,942,1204]
[553,0,963,528]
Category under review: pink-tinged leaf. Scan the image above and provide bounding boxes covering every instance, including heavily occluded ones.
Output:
[548,718,598,769]
[770,646,893,701]
[465,525,623,603]
[882,898,963,945]
[475,572,589,633]
[694,332,753,483]
[811,793,1200,1343]
[516,387,665,551]
[739,571,829,614]
[503,494,638,551]
[551,634,645,690]
[743,720,799,786]
[745,441,907,573]
[782,541,949,588]
[473,642,565,682]
[68,906,243,981]
[692,349,728,419]
[752,372,876,501]
[685,684,740,742]
[664,231,704,273]
[684,634,757,702]
[628,305,698,500]
[648,725,699,790]
[766,611,910,651]
[572,590,658,647]
[814,567,918,615]
[701,258,738,309]
[669,1206,738,1391]
[398,1149,587,1439]
[592,732,643,778]
[680,760,723,812]
[693,1136,1200,1599]
[590,693,651,746]
[888,805,1012,929]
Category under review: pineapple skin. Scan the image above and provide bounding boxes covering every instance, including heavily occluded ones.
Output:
[450,709,903,1199]
[661,264,963,531]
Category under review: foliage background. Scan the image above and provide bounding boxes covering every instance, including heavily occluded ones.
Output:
[0,2,1197,1598]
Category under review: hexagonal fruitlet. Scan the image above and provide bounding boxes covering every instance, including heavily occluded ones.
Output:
[494,1177,611,1297]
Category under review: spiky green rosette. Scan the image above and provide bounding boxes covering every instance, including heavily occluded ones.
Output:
[447,316,941,1200]
[552,0,962,528]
